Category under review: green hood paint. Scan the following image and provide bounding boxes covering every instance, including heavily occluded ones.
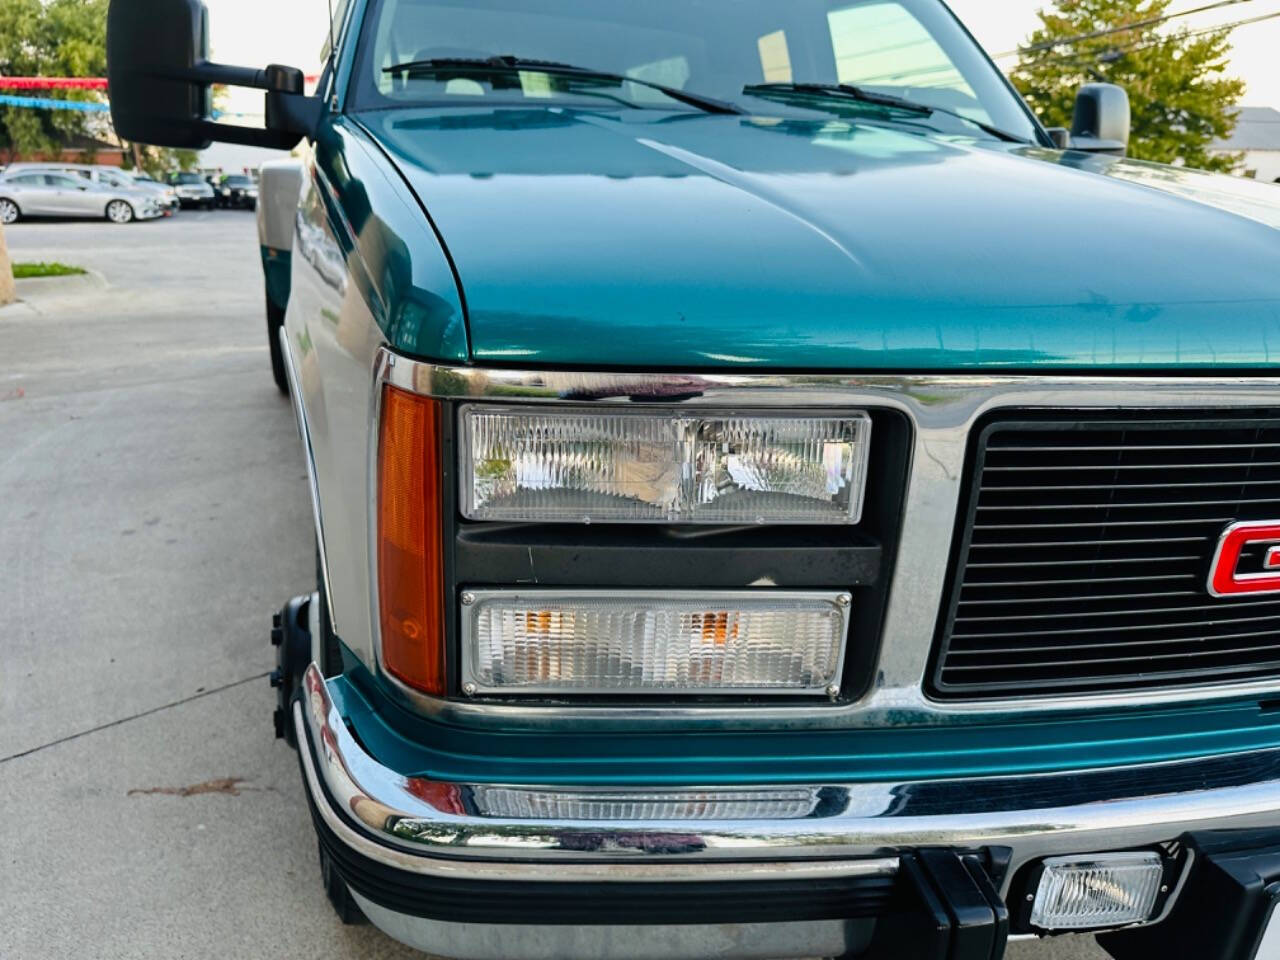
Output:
[355,105,1280,371]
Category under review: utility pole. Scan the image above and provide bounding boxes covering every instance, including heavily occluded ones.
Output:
[0,222,15,306]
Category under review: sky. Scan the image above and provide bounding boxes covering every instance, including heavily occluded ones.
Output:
[202,0,1280,120]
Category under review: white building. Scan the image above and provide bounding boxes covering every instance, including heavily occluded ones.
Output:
[1210,106,1280,183]
[197,141,295,178]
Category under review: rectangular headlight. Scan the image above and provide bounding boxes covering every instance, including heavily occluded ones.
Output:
[461,589,850,696]
[460,406,870,524]
[1030,852,1164,930]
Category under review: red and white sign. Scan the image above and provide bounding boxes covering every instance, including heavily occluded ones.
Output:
[1208,520,1280,597]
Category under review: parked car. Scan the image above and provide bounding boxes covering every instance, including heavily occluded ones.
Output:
[1,162,179,215]
[216,173,258,209]
[0,168,163,224]
[128,171,182,212]
[109,1,1280,958]
[1,161,171,221]
[166,171,215,209]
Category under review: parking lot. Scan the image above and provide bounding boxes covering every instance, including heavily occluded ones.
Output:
[0,212,1099,960]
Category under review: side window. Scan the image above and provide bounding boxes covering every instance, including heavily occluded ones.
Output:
[45,174,82,188]
[827,2,985,120]
[11,175,44,186]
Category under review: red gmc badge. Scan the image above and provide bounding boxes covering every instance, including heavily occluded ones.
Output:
[1208,520,1280,597]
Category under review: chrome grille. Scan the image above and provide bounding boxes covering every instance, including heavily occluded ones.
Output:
[932,413,1280,697]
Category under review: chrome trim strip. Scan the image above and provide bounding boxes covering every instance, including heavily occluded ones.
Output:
[458,588,852,698]
[296,672,898,882]
[374,349,1280,726]
[280,327,337,632]
[299,664,1280,894]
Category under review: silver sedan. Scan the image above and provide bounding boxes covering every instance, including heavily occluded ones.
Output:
[0,171,163,224]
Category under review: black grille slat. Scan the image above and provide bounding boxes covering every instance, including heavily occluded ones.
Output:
[967,519,1239,535]
[953,612,1280,640]
[993,442,1280,453]
[931,412,1280,698]
[967,555,1202,569]
[982,460,1280,471]
[976,498,1280,511]
[953,600,1280,623]
[950,628,1280,655]
[972,536,1204,548]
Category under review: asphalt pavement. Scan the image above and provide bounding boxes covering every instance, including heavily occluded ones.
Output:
[0,210,1103,960]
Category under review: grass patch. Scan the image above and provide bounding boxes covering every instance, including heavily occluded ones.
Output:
[12,262,86,279]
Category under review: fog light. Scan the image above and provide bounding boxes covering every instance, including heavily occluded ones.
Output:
[461,589,850,695]
[1030,852,1164,930]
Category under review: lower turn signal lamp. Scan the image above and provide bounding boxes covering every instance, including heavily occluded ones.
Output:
[461,589,850,696]
[377,385,445,695]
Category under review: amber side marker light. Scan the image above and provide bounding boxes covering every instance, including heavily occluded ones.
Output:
[377,384,445,695]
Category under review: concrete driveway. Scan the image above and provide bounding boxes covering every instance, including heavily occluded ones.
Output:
[0,212,1102,960]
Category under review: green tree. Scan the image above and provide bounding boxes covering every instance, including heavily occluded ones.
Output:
[121,144,199,178]
[0,0,198,173]
[1012,0,1244,172]
[0,0,109,160]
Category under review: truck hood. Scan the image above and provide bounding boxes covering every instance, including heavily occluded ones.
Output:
[360,106,1280,370]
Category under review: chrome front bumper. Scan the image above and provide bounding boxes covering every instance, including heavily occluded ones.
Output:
[296,662,1280,958]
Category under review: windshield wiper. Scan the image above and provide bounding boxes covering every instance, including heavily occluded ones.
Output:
[742,82,1029,143]
[384,55,743,116]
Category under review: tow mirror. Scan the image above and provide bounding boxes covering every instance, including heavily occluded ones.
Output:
[106,0,323,150]
[1067,83,1130,155]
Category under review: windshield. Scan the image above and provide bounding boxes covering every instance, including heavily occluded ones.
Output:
[351,0,1039,142]
[224,176,252,186]
[172,173,205,184]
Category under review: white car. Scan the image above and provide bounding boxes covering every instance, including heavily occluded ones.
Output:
[2,162,179,215]
[0,170,163,224]
[128,172,181,212]
[166,171,216,209]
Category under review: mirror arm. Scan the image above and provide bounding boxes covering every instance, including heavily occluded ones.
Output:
[166,61,305,94]
[151,61,321,148]
[1044,127,1070,150]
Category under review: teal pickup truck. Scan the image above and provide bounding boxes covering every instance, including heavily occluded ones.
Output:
[108,2,1280,958]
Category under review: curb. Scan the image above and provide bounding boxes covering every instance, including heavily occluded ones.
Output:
[0,299,38,319]
[13,268,108,300]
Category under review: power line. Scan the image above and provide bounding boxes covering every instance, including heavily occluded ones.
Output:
[1029,8,1280,69]
[992,0,1255,59]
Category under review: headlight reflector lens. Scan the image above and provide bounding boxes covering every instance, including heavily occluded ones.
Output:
[460,406,870,524]
[462,590,849,695]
